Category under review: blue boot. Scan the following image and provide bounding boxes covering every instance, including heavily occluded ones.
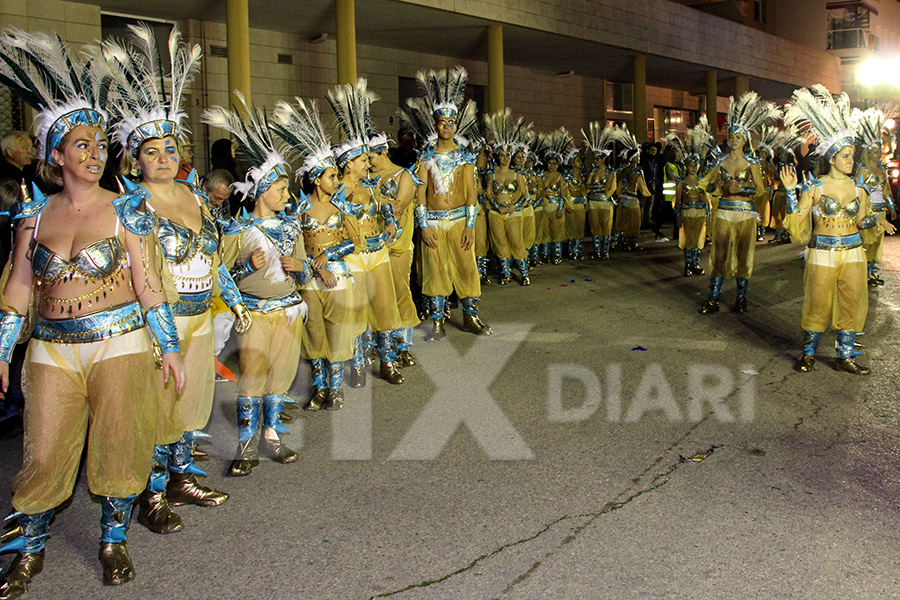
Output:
[393,328,415,368]
[167,431,228,508]
[376,331,403,384]
[305,358,327,411]
[515,259,530,286]
[498,258,512,284]
[835,330,870,375]
[228,396,261,476]
[323,360,345,411]
[99,496,137,585]
[734,277,749,313]
[795,330,822,372]
[0,510,51,598]
[699,276,723,314]
[137,445,182,534]
[261,394,299,463]
[425,296,447,342]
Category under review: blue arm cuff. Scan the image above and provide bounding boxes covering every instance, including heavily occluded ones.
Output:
[217,264,243,308]
[858,215,879,230]
[294,260,313,286]
[146,303,180,355]
[0,312,25,363]
[381,203,398,229]
[415,205,429,229]
[323,239,355,260]
[465,205,477,228]
[230,261,256,284]
[785,188,799,214]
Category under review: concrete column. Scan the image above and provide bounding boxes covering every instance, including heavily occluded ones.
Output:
[335,0,357,85]
[632,55,647,142]
[706,70,718,138]
[734,75,749,99]
[226,0,251,104]
[487,25,504,114]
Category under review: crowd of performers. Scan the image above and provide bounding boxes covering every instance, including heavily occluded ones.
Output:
[0,23,896,599]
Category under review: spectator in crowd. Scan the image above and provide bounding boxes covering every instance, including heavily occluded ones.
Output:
[0,130,36,187]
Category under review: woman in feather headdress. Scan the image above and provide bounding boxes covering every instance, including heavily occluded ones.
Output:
[698,92,780,314]
[103,24,248,532]
[272,97,363,411]
[583,122,617,259]
[853,107,898,286]
[668,116,716,276]
[762,126,804,245]
[523,148,544,266]
[611,125,651,251]
[563,149,588,260]
[484,109,531,285]
[204,96,313,476]
[0,28,184,592]
[327,78,404,385]
[540,128,573,264]
[779,86,895,375]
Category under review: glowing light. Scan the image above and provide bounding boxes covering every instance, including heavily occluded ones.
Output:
[887,118,896,130]
[892,168,899,178]
[858,56,900,86]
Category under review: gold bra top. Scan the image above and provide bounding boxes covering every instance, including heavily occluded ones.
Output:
[492,178,519,194]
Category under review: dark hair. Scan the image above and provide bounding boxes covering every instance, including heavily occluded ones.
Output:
[210,138,237,176]
[0,179,20,225]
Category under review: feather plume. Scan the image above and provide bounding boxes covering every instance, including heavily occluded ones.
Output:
[326,78,378,164]
[582,121,615,157]
[398,96,436,150]
[784,85,855,157]
[483,108,533,157]
[852,107,885,149]
[271,97,336,179]
[540,127,574,164]
[725,91,782,136]
[416,65,468,115]
[608,124,640,162]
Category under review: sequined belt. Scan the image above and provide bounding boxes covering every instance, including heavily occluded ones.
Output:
[808,233,862,251]
[571,196,588,205]
[173,290,213,316]
[587,193,611,203]
[718,199,755,211]
[242,291,304,313]
[426,206,466,221]
[33,302,145,344]
[682,201,708,209]
[871,202,886,212]
[619,193,639,209]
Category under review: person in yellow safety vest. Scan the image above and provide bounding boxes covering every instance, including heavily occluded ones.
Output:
[661,144,684,242]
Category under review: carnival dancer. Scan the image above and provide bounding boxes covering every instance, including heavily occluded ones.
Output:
[564,151,588,260]
[483,109,531,285]
[761,127,804,246]
[473,140,492,284]
[667,117,716,276]
[410,66,490,340]
[327,79,404,386]
[583,122,617,260]
[103,24,248,531]
[514,147,537,273]
[854,108,898,287]
[203,95,312,476]
[0,28,184,593]
[611,125,650,252]
[524,150,544,266]
[780,85,896,374]
[698,93,780,314]
[368,129,421,366]
[272,97,363,411]
[540,128,573,264]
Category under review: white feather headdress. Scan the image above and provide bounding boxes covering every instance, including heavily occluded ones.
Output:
[852,107,885,150]
[582,121,615,158]
[483,108,533,157]
[725,91,782,139]
[539,127,574,164]
[102,23,201,157]
[398,96,437,151]
[326,78,378,168]
[609,124,640,162]
[784,85,855,159]
[201,92,288,200]
[416,66,469,117]
[0,27,110,164]
[271,97,336,181]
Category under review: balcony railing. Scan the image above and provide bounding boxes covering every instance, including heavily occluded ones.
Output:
[828,27,878,50]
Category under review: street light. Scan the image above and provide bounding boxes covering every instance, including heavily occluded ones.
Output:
[858,56,900,86]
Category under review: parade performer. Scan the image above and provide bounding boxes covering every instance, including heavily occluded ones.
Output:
[203,95,312,476]
[583,122,616,260]
[0,28,184,593]
[327,79,404,385]
[760,126,804,245]
[698,92,780,314]
[368,128,421,366]
[780,86,895,374]
[483,109,531,285]
[272,97,363,411]
[667,117,716,276]
[411,66,490,340]
[854,108,898,287]
[473,139,493,284]
[514,147,537,272]
[611,125,650,252]
[540,128,573,264]
[524,150,544,266]
[564,151,588,260]
[103,24,247,531]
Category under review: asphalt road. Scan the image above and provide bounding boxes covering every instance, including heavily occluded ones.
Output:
[1,233,899,600]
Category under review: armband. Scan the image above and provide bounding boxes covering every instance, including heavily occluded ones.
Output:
[323,239,355,260]
[294,259,313,286]
[217,264,243,308]
[0,312,25,363]
[465,205,477,228]
[145,303,180,355]
[381,203,398,229]
[415,205,429,229]
[230,261,257,284]
[858,215,879,230]
[886,195,896,211]
[785,188,799,214]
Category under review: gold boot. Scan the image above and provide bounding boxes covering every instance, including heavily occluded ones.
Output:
[304,388,326,411]
[322,389,344,411]
[380,361,404,385]
[397,350,416,367]
[99,542,134,586]
[463,313,492,335]
[347,364,366,388]
[260,435,299,463]
[424,318,446,342]
[794,355,815,372]
[166,472,228,507]
[136,490,183,534]
[835,358,871,375]
[227,438,259,477]
[0,551,43,600]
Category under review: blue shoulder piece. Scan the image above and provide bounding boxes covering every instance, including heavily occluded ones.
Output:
[855,173,872,192]
[745,153,761,166]
[799,175,820,194]
[359,177,379,189]
[222,207,258,235]
[419,145,435,162]
[707,152,726,169]
[12,182,49,221]
[113,190,155,236]
[331,185,365,218]
[406,166,424,187]
[119,176,148,196]
[175,168,200,191]
[284,190,312,216]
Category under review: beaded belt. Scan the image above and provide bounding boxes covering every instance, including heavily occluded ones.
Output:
[242,291,304,313]
[33,302,145,344]
[808,233,862,251]
[426,206,466,221]
[718,199,755,211]
[173,290,213,316]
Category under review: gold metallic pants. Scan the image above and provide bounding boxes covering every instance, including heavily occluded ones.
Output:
[545,206,566,242]
[565,204,587,240]
[474,209,489,258]
[861,226,884,263]
[14,330,157,514]
[588,202,614,237]
[302,278,359,363]
[678,209,707,250]
[237,309,304,398]
[389,247,420,329]
[421,218,481,299]
[346,247,401,333]
[615,205,641,237]
[488,211,526,259]
[801,246,868,332]
[522,206,536,249]
[707,211,756,280]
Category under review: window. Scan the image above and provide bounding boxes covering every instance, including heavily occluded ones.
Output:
[754,0,766,23]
